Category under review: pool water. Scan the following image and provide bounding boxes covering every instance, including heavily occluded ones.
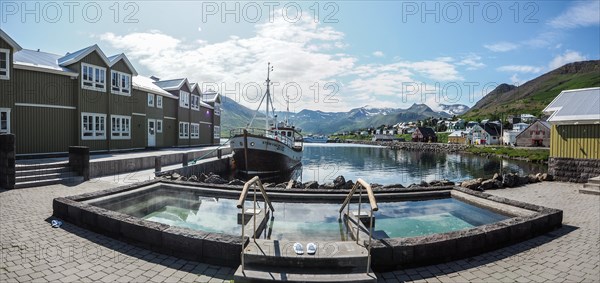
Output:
[98,191,509,240]
[371,198,509,238]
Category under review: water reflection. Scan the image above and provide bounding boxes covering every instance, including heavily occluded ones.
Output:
[298,144,547,185]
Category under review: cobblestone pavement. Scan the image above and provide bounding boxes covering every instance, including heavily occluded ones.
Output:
[1,180,598,282]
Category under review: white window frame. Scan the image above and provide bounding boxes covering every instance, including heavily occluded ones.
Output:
[179,122,189,138]
[156,119,163,133]
[0,49,9,80]
[191,95,200,110]
[111,115,131,140]
[81,112,106,140]
[81,63,106,92]
[147,93,155,107]
[179,91,190,108]
[156,95,163,109]
[0,108,11,134]
[213,125,220,139]
[110,70,131,96]
[214,102,220,116]
[190,123,200,139]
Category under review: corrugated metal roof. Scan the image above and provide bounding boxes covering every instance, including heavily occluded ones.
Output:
[543,87,600,124]
[132,76,177,98]
[57,44,110,66]
[154,78,187,90]
[13,49,77,75]
[107,53,138,76]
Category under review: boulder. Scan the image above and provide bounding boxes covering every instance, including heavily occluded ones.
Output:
[170,173,181,180]
[198,173,208,183]
[541,173,553,181]
[303,181,319,189]
[502,173,518,187]
[419,181,429,187]
[479,179,498,190]
[517,176,530,186]
[492,173,502,182]
[333,175,346,187]
[227,179,245,186]
[180,176,188,181]
[321,183,336,190]
[342,180,354,190]
[383,183,405,189]
[275,183,287,188]
[188,175,198,182]
[461,178,482,190]
[528,174,539,183]
[205,174,227,184]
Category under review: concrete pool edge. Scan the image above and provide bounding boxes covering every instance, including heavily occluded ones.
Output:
[52,180,563,271]
[369,187,563,271]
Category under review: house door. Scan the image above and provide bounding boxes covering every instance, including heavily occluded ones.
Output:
[148,119,156,147]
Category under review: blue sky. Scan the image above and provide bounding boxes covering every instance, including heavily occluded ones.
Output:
[2,1,599,112]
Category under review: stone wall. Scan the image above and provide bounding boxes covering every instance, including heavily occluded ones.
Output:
[351,141,469,153]
[0,134,16,189]
[548,157,600,183]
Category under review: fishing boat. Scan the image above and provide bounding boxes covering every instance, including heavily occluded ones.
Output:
[229,63,303,176]
[303,135,329,143]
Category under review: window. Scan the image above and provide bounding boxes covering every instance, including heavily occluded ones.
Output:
[0,49,9,80]
[111,115,131,139]
[214,125,220,139]
[157,119,163,133]
[81,113,106,140]
[179,91,190,108]
[156,95,163,108]
[110,70,131,95]
[147,93,155,107]
[81,63,106,91]
[0,108,10,133]
[190,123,200,138]
[214,102,220,116]
[191,95,200,110]
[179,122,189,138]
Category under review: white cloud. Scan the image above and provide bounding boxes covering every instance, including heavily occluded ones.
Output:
[372,51,384,57]
[483,42,519,52]
[548,50,587,69]
[497,65,543,73]
[457,54,485,70]
[549,1,600,29]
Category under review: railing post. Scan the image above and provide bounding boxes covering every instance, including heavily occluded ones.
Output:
[367,209,374,274]
[241,200,245,272]
[357,186,362,244]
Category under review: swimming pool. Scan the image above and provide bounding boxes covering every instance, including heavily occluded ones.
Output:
[91,186,508,241]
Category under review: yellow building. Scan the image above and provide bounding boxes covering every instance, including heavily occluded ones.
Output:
[543,87,600,182]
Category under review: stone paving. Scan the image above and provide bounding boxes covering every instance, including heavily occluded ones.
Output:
[1,179,598,282]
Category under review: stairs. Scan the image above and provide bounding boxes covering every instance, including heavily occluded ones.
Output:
[15,162,84,189]
[233,239,377,282]
[580,176,600,195]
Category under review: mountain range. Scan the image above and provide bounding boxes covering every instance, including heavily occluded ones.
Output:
[463,60,599,118]
[221,60,599,135]
[221,98,469,135]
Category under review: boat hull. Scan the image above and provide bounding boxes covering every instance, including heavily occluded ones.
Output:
[230,134,302,175]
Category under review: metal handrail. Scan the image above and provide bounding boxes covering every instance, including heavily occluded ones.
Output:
[237,176,275,273]
[339,178,378,274]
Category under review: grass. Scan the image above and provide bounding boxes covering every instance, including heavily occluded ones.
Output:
[465,146,549,163]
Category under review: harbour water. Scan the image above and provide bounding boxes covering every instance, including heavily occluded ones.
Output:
[298,143,547,185]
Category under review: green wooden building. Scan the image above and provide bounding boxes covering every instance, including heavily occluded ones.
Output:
[0,29,220,156]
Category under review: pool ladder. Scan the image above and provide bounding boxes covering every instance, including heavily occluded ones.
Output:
[236,176,275,273]
[339,178,379,275]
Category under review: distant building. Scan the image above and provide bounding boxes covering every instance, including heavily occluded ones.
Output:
[512,122,530,132]
[412,127,437,142]
[520,114,537,123]
[469,123,501,145]
[543,87,600,182]
[465,121,479,131]
[515,121,551,147]
[503,130,519,146]
[448,131,468,144]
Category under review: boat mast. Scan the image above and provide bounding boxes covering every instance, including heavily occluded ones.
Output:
[266,62,273,131]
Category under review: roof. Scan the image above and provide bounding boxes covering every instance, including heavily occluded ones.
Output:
[0,29,22,51]
[543,87,600,125]
[416,127,436,138]
[107,53,138,76]
[58,44,110,67]
[448,131,467,137]
[154,78,190,91]
[202,90,220,103]
[482,123,501,136]
[132,76,177,98]
[13,49,78,76]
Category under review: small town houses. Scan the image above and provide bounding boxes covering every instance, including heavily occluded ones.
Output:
[0,29,221,156]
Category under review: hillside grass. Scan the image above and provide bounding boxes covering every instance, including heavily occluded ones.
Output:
[465,146,549,163]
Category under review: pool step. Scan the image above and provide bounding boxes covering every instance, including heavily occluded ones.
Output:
[580,176,600,195]
[242,240,369,268]
[234,240,376,282]
[233,265,377,282]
